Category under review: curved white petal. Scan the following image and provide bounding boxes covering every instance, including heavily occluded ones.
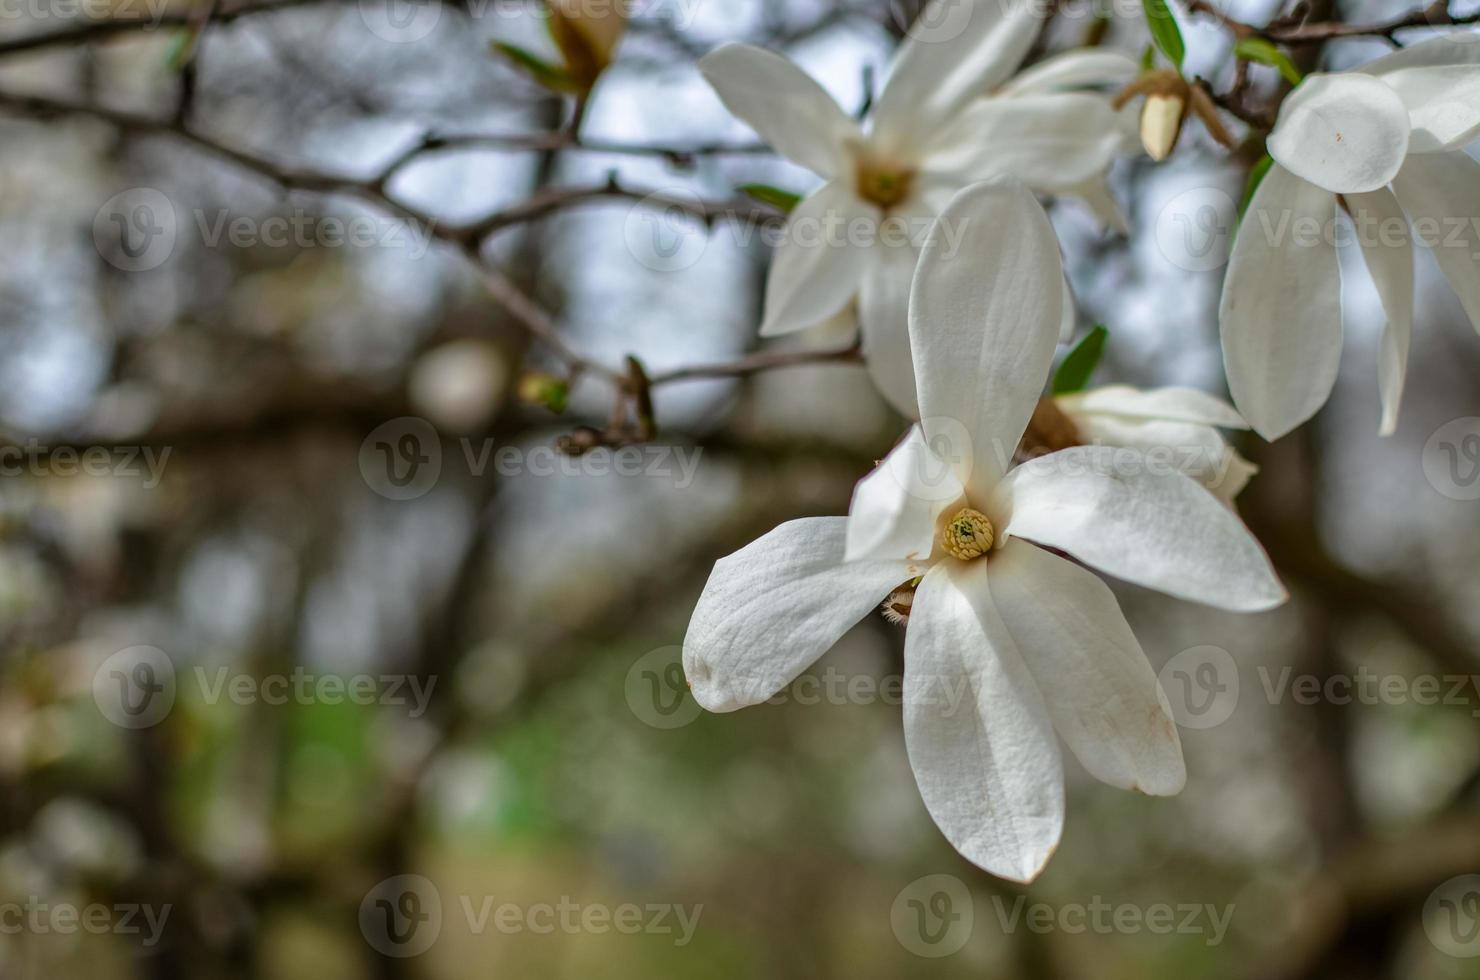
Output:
[903,560,1064,882]
[1059,277,1078,344]
[683,518,912,711]
[1057,385,1249,428]
[1392,152,1480,333]
[999,48,1140,95]
[923,94,1126,190]
[910,179,1065,498]
[1267,73,1411,194]
[990,445,1287,612]
[871,0,1042,157]
[1063,176,1129,233]
[859,230,926,416]
[760,182,875,337]
[1060,412,1256,500]
[1362,31,1480,75]
[1380,66,1480,152]
[845,427,962,564]
[989,540,1185,795]
[1347,187,1414,435]
[698,42,862,177]
[1220,164,1343,440]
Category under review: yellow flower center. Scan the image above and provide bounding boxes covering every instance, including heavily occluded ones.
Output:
[855,158,914,210]
[941,508,995,561]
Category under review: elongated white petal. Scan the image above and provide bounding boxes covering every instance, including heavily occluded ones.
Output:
[989,540,1185,795]
[698,43,861,177]
[923,94,1126,190]
[1392,152,1480,333]
[999,48,1140,95]
[1064,176,1130,233]
[1057,385,1249,428]
[1060,277,1078,344]
[990,446,1287,611]
[910,179,1064,498]
[1362,31,1480,75]
[1347,187,1415,435]
[683,518,912,711]
[1267,73,1411,194]
[1220,165,1343,440]
[904,560,1063,882]
[1059,412,1256,501]
[1380,66,1480,152]
[871,0,1042,157]
[846,427,962,564]
[760,182,875,337]
[859,231,925,416]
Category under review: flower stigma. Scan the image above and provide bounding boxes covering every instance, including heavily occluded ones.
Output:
[855,157,915,210]
[941,508,995,561]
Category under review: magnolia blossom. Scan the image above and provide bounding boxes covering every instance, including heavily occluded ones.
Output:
[1054,386,1258,501]
[1221,33,1480,439]
[683,180,1286,881]
[699,0,1136,414]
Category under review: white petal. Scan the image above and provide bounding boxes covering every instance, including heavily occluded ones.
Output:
[903,560,1064,882]
[990,445,1288,612]
[870,0,1043,157]
[989,540,1185,795]
[760,182,875,337]
[1380,66,1480,152]
[909,178,1065,498]
[1059,277,1078,344]
[1392,152,1480,333]
[1362,30,1480,75]
[1346,187,1414,435]
[1219,165,1343,440]
[683,518,912,711]
[1267,73,1411,194]
[859,230,925,416]
[999,48,1140,95]
[699,42,862,178]
[1061,413,1255,500]
[1063,177,1130,233]
[845,427,962,564]
[1057,385,1249,428]
[923,94,1126,190]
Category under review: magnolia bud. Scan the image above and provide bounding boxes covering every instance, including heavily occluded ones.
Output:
[546,0,627,89]
[1140,92,1188,162]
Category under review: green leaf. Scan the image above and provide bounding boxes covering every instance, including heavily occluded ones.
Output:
[1140,43,1158,71]
[491,41,580,94]
[1052,325,1109,396]
[739,184,802,214]
[1142,0,1185,69]
[1240,154,1275,219]
[1233,37,1303,85]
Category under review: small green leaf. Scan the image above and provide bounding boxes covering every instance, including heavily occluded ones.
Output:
[1233,37,1304,86]
[518,372,570,414]
[739,184,802,214]
[1140,43,1158,71]
[491,41,581,94]
[1053,325,1109,396]
[1142,0,1185,68]
[1240,154,1275,219]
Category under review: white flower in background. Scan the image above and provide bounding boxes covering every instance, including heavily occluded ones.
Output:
[683,180,1286,881]
[1221,32,1480,439]
[1055,386,1258,501]
[699,0,1136,415]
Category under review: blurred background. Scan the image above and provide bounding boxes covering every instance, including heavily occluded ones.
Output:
[0,0,1479,977]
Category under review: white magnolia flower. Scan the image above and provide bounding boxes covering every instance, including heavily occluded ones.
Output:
[1055,386,1258,501]
[1221,32,1480,439]
[699,0,1136,414]
[683,180,1287,881]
